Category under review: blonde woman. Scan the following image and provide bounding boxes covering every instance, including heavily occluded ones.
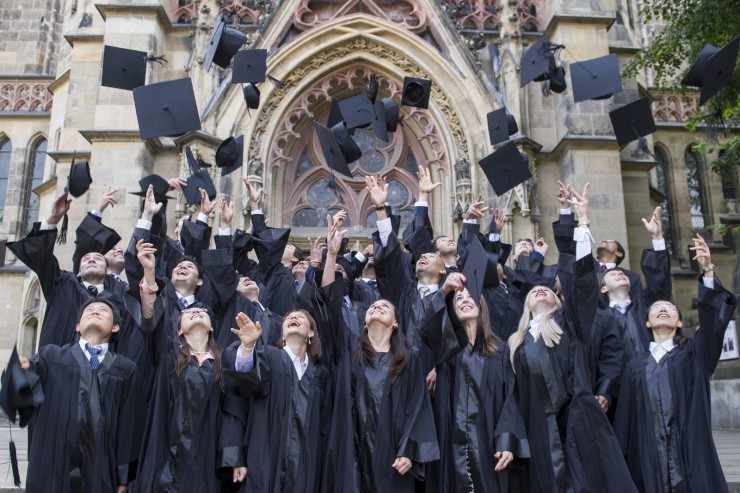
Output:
[508,185,637,493]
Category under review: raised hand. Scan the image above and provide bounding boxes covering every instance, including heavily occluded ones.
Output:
[326,214,348,255]
[168,177,187,192]
[534,237,548,256]
[94,186,119,214]
[136,239,157,274]
[362,243,374,258]
[556,180,573,209]
[220,197,234,227]
[332,209,347,229]
[308,236,326,263]
[464,193,488,221]
[568,183,590,226]
[442,272,467,295]
[48,188,72,225]
[641,206,663,240]
[364,173,388,208]
[230,312,262,351]
[690,233,712,273]
[200,189,216,216]
[417,164,441,201]
[243,178,262,209]
[141,184,163,221]
[491,207,506,233]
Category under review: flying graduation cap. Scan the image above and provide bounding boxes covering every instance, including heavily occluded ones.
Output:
[129,175,175,202]
[231,49,285,112]
[101,45,168,91]
[215,135,244,177]
[479,141,532,196]
[570,53,623,102]
[520,36,567,95]
[204,15,247,72]
[56,152,93,245]
[133,78,201,140]
[314,121,360,178]
[486,107,519,146]
[681,43,719,88]
[697,35,740,106]
[181,146,217,206]
[608,97,657,149]
[461,234,499,304]
[401,77,432,109]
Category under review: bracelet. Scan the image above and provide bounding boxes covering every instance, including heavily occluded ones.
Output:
[578,221,590,227]
[242,343,256,354]
[701,263,715,274]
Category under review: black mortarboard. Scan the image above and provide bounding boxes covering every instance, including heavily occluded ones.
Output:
[328,99,343,128]
[478,141,532,196]
[461,234,498,304]
[130,174,175,201]
[570,53,623,102]
[133,78,201,140]
[520,36,552,87]
[314,121,356,178]
[486,108,517,146]
[0,345,44,427]
[243,84,260,110]
[381,98,400,133]
[232,49,267,84]
[72,213,122,274]
[608,97,656,147]
[681,43,718,88]
[372,100,389,142]
[101,45,147,91]
[401,77,432,109]
[67,158,92,198]
[699,35,740,106]
[204,15,247,72]
[338,94,375,130]
[215,135,244,176]
[182,146,217,206]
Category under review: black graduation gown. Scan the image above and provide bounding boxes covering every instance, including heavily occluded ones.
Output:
[513,255,637,493]
[372,230,441,374]
[318,279,440,493]
[25,343,142,493]
[221,343,332,492]
[614,277,737,493]
[132,296,246,493]
[421,292,530,493]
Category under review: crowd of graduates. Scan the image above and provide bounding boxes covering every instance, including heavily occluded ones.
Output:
[1,166,735,493]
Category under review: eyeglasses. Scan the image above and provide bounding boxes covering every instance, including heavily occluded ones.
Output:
[649,303,678,312]
[182,308,209,315]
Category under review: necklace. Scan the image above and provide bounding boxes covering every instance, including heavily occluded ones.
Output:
[190,349,212,357]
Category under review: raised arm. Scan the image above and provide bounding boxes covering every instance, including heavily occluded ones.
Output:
[402,165,438,262]
[125,185,162,290]
[221,312,267,397]
[640,206,672,303]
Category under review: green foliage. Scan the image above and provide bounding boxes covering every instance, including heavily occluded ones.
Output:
[624,0,739,180]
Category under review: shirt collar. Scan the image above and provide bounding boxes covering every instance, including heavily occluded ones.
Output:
[283,346,309,378]
[176,292,196,305]
[609,299,632,310]
[528,314,546,340]
[82,280,105,293]
[416,283,439,294]
[79,337,109,359]
[649,338,676,363]
[601,262,617,270]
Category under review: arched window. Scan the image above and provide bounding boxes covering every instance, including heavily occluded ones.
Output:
[24,138,47,234]
[654,147,675,254]
[0,138,11,222]
[20,317,38,357]
[684,148,708,230]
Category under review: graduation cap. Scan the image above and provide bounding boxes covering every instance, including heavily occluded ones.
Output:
[681,43,718,88]
[381,98,401,133]
[570,53,623,102]
[328,99,344,128]
[401,77,432,109]
[520,36,553,87]
[101,46,148,91]
[608,97,656,148]
[0,345,44,427]
[461,235,499,304]
[232,49,267,84]
[478,141,532,196]
[72,213,122,275]
[314,121,358,178]
[130,174,175,201]
[57,152,93,245]
[204,15,247,72]
[699,35,740,106]
[133,78,201,140]
[181,146,217,206]
[243,84,260,110]
[338,94,375,130]
[215,135,244,176]
[486,108,519,146]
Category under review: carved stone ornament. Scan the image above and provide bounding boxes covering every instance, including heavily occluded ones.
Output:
[293,0,429,33]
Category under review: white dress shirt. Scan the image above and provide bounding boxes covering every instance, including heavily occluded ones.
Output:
[649,339,676,363]
[79,338,109,364]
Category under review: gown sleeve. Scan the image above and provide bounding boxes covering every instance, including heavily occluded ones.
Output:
[372,230,416,309]
[692,275,738,375]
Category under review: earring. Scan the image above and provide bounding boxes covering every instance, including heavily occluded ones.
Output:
[392,324,398,330]
[308,337,312,347]
[363,325,368,331]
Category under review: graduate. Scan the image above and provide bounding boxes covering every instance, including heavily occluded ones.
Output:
[507,184,638,493]
[221,307,332,492]
[318,215,440,493]
[132,240,246,493]
[421,271,529,493]
[614,234,737,493]
[6,297,143,493]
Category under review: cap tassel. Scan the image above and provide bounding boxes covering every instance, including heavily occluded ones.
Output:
[56,214,69,245]
[327,171,344,202]
[9,440,20,486]
[267,75,286,89]
[636,136,655,158]
[366,74,379,104]
[146,54,168,67]
[541,80,552,97]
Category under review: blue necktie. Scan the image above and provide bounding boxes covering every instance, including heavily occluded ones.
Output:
[367,280,377,289]
[180,297,190,309]
[85,343,102,370]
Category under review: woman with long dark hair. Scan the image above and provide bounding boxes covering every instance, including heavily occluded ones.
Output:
[318,215,439,493]
[133,240,246,493]
[421,271,529,493]
[614,234,736,493]
[507,185,637,493]
[220,306,332,492]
